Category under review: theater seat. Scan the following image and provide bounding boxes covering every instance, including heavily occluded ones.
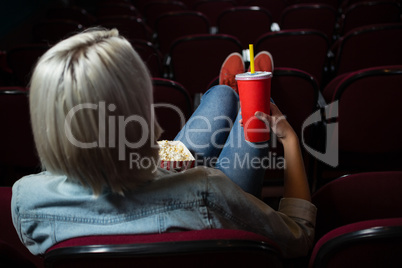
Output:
[317,65,402,183]
[309,218,402,268]
[312,171,402,240]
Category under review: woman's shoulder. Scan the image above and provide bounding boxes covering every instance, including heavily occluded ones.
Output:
[12,171,91,208]
[13,171,65,190]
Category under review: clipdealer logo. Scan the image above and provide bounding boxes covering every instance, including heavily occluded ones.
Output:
[301,101,339,167]
[64,101,339,168]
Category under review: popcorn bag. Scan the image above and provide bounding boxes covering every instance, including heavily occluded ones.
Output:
[158,140,195,171]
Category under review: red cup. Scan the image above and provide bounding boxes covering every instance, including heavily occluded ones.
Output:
[235,71,272,143]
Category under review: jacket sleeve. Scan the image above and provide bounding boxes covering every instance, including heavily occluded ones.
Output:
[204,167,317,258]
[11,178,55,256]
[11,180,24,248]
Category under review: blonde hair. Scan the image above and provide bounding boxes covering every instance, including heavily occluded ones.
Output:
[29,28,163,195]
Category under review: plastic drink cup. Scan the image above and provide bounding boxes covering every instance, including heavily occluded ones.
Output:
[235,71,272,143]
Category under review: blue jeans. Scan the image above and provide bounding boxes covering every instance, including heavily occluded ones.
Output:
[175,85,269,197]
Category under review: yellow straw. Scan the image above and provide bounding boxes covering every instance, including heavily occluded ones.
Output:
[249,44,255,74]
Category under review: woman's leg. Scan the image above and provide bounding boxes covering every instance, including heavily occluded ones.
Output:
[174,85,239,165]
[175,84,270,197]
[215,111,269,197]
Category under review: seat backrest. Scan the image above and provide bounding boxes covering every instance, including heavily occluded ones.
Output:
[167,34,243,97]
[0,89,40,169]
[95,2,141,18]
[194,0,236,26]
[326,65,402,155]
[129,39,163,77]
[280,4,338,42]
[97,16,154,42]
[341,0,397,9]
[271,67,319,140]
[217,6,273,48]
[255,29,329,85]
[287,0,339,10]
[152,78,193,140]
[131,0,158,12]
[44,229,283,268]
[7,44,49,86]
[46,7,96,27]
[309,218,402,268]
[0,86,27,92]
[143,1,189,29]
[321,71,349,103]
[340,1,401,35]
[312,171,402,240]
[155,11,211,56]
[32,19,84,45]
[318,65,402,183]
[245,0,287,22]
[334,23,402,76]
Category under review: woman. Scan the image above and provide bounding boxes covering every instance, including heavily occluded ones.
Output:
[12,28,316,258]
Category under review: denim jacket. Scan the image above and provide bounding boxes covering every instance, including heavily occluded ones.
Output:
[12,166,316,258]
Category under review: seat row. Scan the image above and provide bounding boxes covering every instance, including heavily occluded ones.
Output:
[102,0,402,29]
[39,1,402,47]
[2,0,399,90]
[2,22,401,93]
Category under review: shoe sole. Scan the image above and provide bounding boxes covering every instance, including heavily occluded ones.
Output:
[219,52,245,84]
[252,51,274,72]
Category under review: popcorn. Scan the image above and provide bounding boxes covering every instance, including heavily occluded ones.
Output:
[158,140,195,161]
[158,140,195,171]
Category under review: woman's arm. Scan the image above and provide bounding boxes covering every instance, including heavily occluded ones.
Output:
[254,103,311,201]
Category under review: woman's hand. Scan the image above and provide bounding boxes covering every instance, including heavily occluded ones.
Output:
[240,102,297,143]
